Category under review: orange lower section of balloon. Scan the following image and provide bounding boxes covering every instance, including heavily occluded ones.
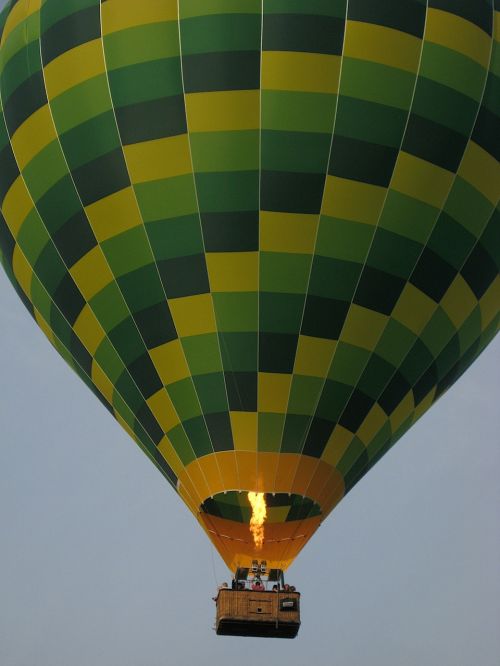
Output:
[198,511,323,572]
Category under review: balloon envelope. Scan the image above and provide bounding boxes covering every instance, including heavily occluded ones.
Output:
[0,0,498,571]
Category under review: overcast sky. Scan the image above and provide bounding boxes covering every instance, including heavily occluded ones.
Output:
[0,262,499,666]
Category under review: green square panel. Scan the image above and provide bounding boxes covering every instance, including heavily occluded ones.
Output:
[219,332,257,371]
[168,423,197,465]
[182,333,223,375]
[329,343,370,386]
[287,375,323,415]
[190,130,259,173]
[374,319,416,367]
[260,252,311,294]
[213,292,258,332]
[316,216,373,262]
[315,379,353,422]
[147,215,204,261]
[261,130,331,173]
[420,307,458,359]
[308,256,360,301]
[259,292,304,333]
[168,377,203,421]
[94,338,126,384]
[182,416,213,457]
[192,372,229,413]
[59,111,121,170]
[90,282,130,332]
[49,75,112,135]
[366,228,423,280]
[261,91,335,134]
[108,317,146,365]
[135,175,198,221]
[101,227,154,277]
[117,263,165,312]
[17,210,49,264]
[379,190,437,244]
[108,58,183,107]
[258,412,285,453]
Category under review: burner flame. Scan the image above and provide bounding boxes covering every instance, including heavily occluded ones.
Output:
[248,492,267,550]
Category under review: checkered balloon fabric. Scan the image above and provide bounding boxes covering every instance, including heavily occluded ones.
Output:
[0,0,498,571]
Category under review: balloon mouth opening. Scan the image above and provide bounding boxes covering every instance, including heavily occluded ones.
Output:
[200,491,322,525]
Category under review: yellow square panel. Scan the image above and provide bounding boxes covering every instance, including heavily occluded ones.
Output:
[267,506,290,523]
[34,309,55,345]
[262,51,340,94]
[345,20,422,73]
[169,294,216,337]
[458,142,500,205]
[392,152,454,209]
[91,361,115,404]
[70,246,114,300]
[321,425,354,467]
[43,39,104,100]
[322,176,386,225]
[124,134,192,183]
[2,176,34,238]
[479,276,500,329]
[440,274,477,329]
[185,90,259,132]
[260,212,318,254]
[206,252,258,292]
[157,436,186,479]
[426,9,491,68]
[342,305,387,350]
[258,372,292,413]
[230,411,257,451]
[357,403,389,446]
[1,0,41,47]
[12,245,32,298]
[73,304,105,355]
[294,335,337,377]
[147,388,179,433]
[389,391,414,431]
[85,188,143,243]
[150,339,190,386]
[392,283,436,335]
[11,106,56,171]
[102,0,178,34]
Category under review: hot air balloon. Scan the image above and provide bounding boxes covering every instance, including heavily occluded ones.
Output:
[0,0,499,638]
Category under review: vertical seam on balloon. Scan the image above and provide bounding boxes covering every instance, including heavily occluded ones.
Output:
[98,1,228,499]
[175,0,239,495]
[31,1,202,506]
[302,1,498,515]
[272,0,352,570]
[256,0,264,497]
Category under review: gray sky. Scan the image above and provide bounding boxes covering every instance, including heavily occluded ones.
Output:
[1,266,499,666]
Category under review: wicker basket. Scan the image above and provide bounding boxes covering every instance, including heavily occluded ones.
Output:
[215,589,300,638]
